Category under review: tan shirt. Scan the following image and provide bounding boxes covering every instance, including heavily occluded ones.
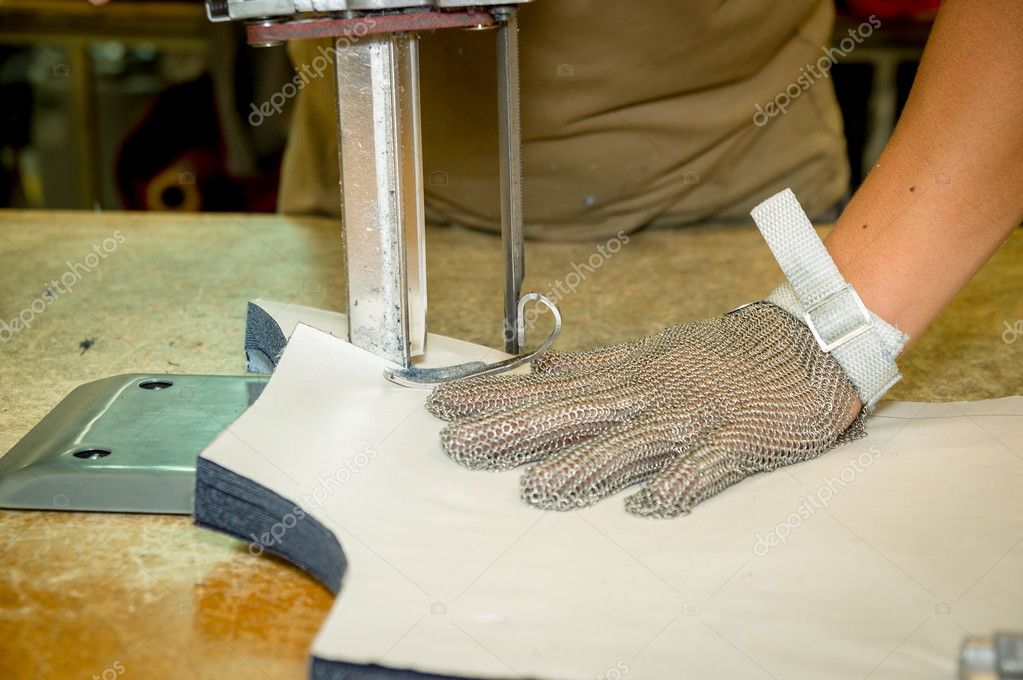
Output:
[279,0,848,241]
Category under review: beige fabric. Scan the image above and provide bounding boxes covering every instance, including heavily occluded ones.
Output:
[279,0,849,240]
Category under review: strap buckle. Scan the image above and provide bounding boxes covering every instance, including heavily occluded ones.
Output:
[802,284,872,353]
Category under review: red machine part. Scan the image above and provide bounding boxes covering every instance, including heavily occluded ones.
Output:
[246,9,497,44]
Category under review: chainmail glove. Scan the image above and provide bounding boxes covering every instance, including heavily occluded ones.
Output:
[426,301,866,518]
[426,189,907,518]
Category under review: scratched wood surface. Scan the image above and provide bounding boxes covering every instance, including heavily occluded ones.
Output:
[0,210,1019,679]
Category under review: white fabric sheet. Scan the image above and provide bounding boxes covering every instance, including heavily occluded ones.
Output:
[199,320,1023,680]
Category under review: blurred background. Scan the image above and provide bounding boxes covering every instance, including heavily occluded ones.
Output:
[0,0,938,214]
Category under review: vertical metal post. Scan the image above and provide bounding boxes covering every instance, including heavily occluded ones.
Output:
[335,33,427,367]
[496,10,525,354]
[400,36,428,359]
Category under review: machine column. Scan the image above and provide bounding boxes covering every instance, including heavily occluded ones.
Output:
[334,32,427,367]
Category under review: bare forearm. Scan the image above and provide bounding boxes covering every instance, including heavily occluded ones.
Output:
[826,0,1023,344]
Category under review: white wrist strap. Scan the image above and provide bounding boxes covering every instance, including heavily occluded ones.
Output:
[750,189,908,409]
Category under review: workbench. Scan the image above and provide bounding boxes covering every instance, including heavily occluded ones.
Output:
[1,210,1019,679]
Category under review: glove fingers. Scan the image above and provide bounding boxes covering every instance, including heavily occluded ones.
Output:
[519,405,716,511]
[625,428,752,519]
[439,383,654,471]
[427,368,612,421]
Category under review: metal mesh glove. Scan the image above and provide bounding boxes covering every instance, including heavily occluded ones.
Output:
[426,302,865,518]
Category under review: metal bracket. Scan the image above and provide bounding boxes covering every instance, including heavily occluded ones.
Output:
[0,374,267,514]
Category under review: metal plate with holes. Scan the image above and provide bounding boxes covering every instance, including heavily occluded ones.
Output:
[0,374,268,514]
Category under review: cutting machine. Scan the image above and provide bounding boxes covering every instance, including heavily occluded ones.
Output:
[207,0,559,384]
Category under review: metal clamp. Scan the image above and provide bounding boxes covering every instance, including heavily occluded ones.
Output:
[384,292,561,388]
[802,284,873,353]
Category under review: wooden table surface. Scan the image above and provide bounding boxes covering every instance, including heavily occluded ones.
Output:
[1,210,1019,679]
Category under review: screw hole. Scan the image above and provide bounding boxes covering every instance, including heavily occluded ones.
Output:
[139,379,173,390]
[73,448,111,460]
